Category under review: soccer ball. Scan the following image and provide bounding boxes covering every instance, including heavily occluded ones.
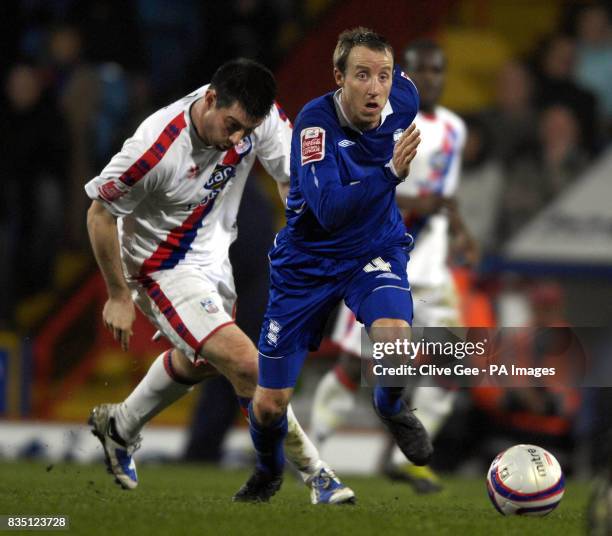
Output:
[486,444,565,516]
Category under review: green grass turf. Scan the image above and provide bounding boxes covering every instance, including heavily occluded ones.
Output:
[0,461,590,536]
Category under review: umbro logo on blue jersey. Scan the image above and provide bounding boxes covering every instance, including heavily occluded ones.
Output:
[375,273,401,280]
[338,139,356,148]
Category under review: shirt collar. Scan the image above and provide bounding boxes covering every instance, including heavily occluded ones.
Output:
[333,89,361,133]
[188,87,216,151]
[380,98,393,125]
[333,89,394,134]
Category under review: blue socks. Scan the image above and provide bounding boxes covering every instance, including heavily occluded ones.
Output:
[373,386,403,417]
[248,402,287,476]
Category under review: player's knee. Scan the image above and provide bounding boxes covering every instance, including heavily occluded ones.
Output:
[254,390,289,425]
[192,361,219,381]
[170,349,205,382]
[371,318,410,330]
[369,319,411,344]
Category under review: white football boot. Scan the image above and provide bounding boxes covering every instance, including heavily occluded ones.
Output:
[88,404,141,490]
[307,463,356,504]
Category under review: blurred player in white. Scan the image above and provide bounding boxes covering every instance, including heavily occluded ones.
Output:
[310,40,478,492]
[86,58,354,504]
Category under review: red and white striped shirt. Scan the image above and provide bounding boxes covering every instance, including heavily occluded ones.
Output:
[85,85,291,279]
[396,106,466,287]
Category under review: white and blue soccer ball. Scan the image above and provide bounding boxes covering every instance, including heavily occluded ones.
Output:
[486,444,565,516]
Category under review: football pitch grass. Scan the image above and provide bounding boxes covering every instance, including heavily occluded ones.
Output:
[1,461,590,535]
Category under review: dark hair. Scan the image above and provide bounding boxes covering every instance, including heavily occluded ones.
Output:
[333,27,393,74]
[210,58,276,119]
[402,39,445,70]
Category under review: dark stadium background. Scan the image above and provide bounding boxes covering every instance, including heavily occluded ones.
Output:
[1,1,612,533]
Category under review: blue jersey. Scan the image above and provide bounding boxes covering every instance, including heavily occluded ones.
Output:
[257,68,419,388]
[279,67,419,259]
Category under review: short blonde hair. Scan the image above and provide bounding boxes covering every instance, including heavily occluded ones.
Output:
[333,27,393,74]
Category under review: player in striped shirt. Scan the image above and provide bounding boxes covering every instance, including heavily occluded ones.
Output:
[85,58,354,504]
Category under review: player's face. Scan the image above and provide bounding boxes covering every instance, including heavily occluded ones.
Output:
[197,91,263,151]
[335,45,393,131]
[403,49,445,112]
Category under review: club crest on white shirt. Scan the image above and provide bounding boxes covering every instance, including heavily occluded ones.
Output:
[200,299,219,314]
[235,136,252,155]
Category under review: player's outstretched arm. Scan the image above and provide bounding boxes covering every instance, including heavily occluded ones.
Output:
[87,200,135,350]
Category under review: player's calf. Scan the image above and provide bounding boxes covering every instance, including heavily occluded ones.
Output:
[234,387,292,502]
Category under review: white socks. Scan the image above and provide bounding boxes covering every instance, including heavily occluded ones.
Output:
[285,404,325,480]
[310,368,357,447]
[112,349,337,483]
[114,350,195,441]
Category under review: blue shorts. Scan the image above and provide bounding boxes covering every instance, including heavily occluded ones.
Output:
[258,241,413,389]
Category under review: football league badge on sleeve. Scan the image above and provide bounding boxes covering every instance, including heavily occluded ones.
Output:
[301,127,325,165]
[98,179,128,202]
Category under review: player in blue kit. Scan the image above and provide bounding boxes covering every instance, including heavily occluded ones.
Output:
[233,28,433,503]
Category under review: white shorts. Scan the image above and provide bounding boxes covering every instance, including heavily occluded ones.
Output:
[412,276,461,328]
[130,262,236,362]
[332,274,461,357]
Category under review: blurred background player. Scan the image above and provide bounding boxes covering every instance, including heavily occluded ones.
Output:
[85,57,353,503]
[310,39,477,493]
